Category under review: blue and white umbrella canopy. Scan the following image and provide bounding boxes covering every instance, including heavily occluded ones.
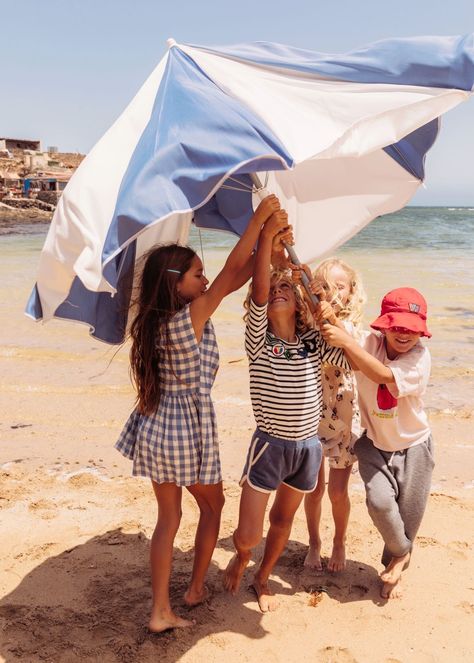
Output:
[26,35,474,343]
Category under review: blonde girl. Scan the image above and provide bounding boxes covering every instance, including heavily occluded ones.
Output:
[304,257,366,572]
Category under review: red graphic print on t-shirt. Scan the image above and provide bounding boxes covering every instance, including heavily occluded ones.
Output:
[377,384,398,410]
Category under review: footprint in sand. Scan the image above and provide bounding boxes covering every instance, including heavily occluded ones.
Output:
[430,493,469,511]
[319,646,358,663]
[456,601,474,614]
[28,499,60,520]
[14,542,56,561]
[417,536,440,548]
[348,583,369,597]
[446,541,469,560]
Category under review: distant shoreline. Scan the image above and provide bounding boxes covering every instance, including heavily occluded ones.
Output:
[0,207,51,228]
[1,204,472,236]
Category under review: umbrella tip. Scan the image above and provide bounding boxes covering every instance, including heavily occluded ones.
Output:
[167,38,177,49]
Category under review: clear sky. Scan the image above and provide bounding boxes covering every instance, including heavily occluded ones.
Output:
[2,0,473,205]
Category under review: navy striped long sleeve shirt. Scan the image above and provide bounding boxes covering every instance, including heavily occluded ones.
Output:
[245,299,349,441]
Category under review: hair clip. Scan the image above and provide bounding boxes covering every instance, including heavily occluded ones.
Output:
[166,269,181,274]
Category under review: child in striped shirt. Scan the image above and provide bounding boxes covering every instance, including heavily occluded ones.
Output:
[224,212,348,612]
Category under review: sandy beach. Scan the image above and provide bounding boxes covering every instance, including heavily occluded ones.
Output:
[1,225,474,662]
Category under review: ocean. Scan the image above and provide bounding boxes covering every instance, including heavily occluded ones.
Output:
[2,206,474,414]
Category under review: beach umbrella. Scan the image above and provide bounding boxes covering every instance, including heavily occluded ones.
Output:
[26,35,474,343]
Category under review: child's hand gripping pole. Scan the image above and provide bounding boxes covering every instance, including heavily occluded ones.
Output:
[250,173,320,309]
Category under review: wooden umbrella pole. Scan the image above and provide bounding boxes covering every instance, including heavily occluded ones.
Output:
[250,173,319,308]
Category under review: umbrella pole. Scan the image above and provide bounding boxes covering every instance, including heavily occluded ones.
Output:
[249,173,319,308]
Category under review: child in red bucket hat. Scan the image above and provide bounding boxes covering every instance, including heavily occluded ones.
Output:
[318,286,433,599]
[371,287,431,338]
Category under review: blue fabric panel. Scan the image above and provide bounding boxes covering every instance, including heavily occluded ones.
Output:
[27,242,137,344]
[25,284,43,319]
[102,47,291,287]
[383,119,439,180]
[196,34,474,90]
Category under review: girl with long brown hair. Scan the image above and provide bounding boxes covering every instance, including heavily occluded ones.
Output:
[115,194,286,632]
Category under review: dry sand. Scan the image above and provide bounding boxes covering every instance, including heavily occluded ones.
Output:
[1,311,473,663]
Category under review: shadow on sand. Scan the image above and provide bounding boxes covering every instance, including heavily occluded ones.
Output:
[0,529,267,663]
[0,531,385,662]
[252,538,388,607]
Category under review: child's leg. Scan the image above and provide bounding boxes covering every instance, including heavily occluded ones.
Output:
[355,435,411,559]
[303,460,326,569]
[185,481,225,605]
[327,464,352,572]
[391,436,434,559]
[224,481,270,594]
[149,481,194,632]
[380,437,434,596]
[355,436,413,598]
[252,483,304,612]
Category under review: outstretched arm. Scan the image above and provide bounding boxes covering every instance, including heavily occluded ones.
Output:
[190,195,280,339]
[252,210,290,305]
[320,325,394,384]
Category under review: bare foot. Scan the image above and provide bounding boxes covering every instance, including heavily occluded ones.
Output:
[251,576,280,612]
[303,543,323,570]
[379,552,410,599]
[381,578,403,599]
[148,610,195,633]
[224,552,250,594]
[184,584,210,607]
[327,541,346,573]
[380,552,410,583]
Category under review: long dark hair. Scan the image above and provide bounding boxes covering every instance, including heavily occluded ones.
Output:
[129,244,196,415]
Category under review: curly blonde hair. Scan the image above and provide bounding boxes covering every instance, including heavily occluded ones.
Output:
[243,268,312,332]
[313,257,366,329]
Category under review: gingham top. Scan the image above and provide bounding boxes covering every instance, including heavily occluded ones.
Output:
[115,305,221,486]
[245,299,349,441]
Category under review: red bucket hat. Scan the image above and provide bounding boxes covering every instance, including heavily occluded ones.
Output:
[370,287,431,338]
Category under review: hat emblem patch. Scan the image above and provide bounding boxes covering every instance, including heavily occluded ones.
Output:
[409,303,420,313]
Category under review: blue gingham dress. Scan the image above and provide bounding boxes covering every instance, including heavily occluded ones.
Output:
[115,305,221,486]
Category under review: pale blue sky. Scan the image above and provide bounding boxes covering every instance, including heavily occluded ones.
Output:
[2,0,473,204]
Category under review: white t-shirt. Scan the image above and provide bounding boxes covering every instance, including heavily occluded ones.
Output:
[355,331,431,452]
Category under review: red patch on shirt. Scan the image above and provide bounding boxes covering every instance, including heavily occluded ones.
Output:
[377,384,398,410]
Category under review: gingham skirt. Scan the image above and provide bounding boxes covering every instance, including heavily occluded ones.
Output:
[115,392,221,486]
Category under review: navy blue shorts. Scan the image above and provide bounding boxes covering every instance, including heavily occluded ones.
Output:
[240,429,322,494]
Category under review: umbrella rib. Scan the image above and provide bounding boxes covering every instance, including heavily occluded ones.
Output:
[226,175,254,190]
[220,184,254,192]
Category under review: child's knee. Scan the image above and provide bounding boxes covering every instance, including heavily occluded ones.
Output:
[307,479,325,503]
[234,525,262,551]
[269,509,294,532]
[157,508,182,534]
[211,490,226,513]
[328,482,349,504]
[199,493,225,518]
[366,490,393,518]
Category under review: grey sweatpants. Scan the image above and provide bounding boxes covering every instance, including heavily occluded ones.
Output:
[354,434,434,567]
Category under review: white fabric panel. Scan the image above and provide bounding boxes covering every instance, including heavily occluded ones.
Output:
[184,45,469,163]
[122,212,192,334]
[36,56,168,320]
[135,212,192,258]
[257,150,420,264]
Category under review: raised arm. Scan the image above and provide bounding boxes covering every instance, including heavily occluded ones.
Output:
[320,325,395,384]
[252,210,290,305]
[190,194,280,339]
